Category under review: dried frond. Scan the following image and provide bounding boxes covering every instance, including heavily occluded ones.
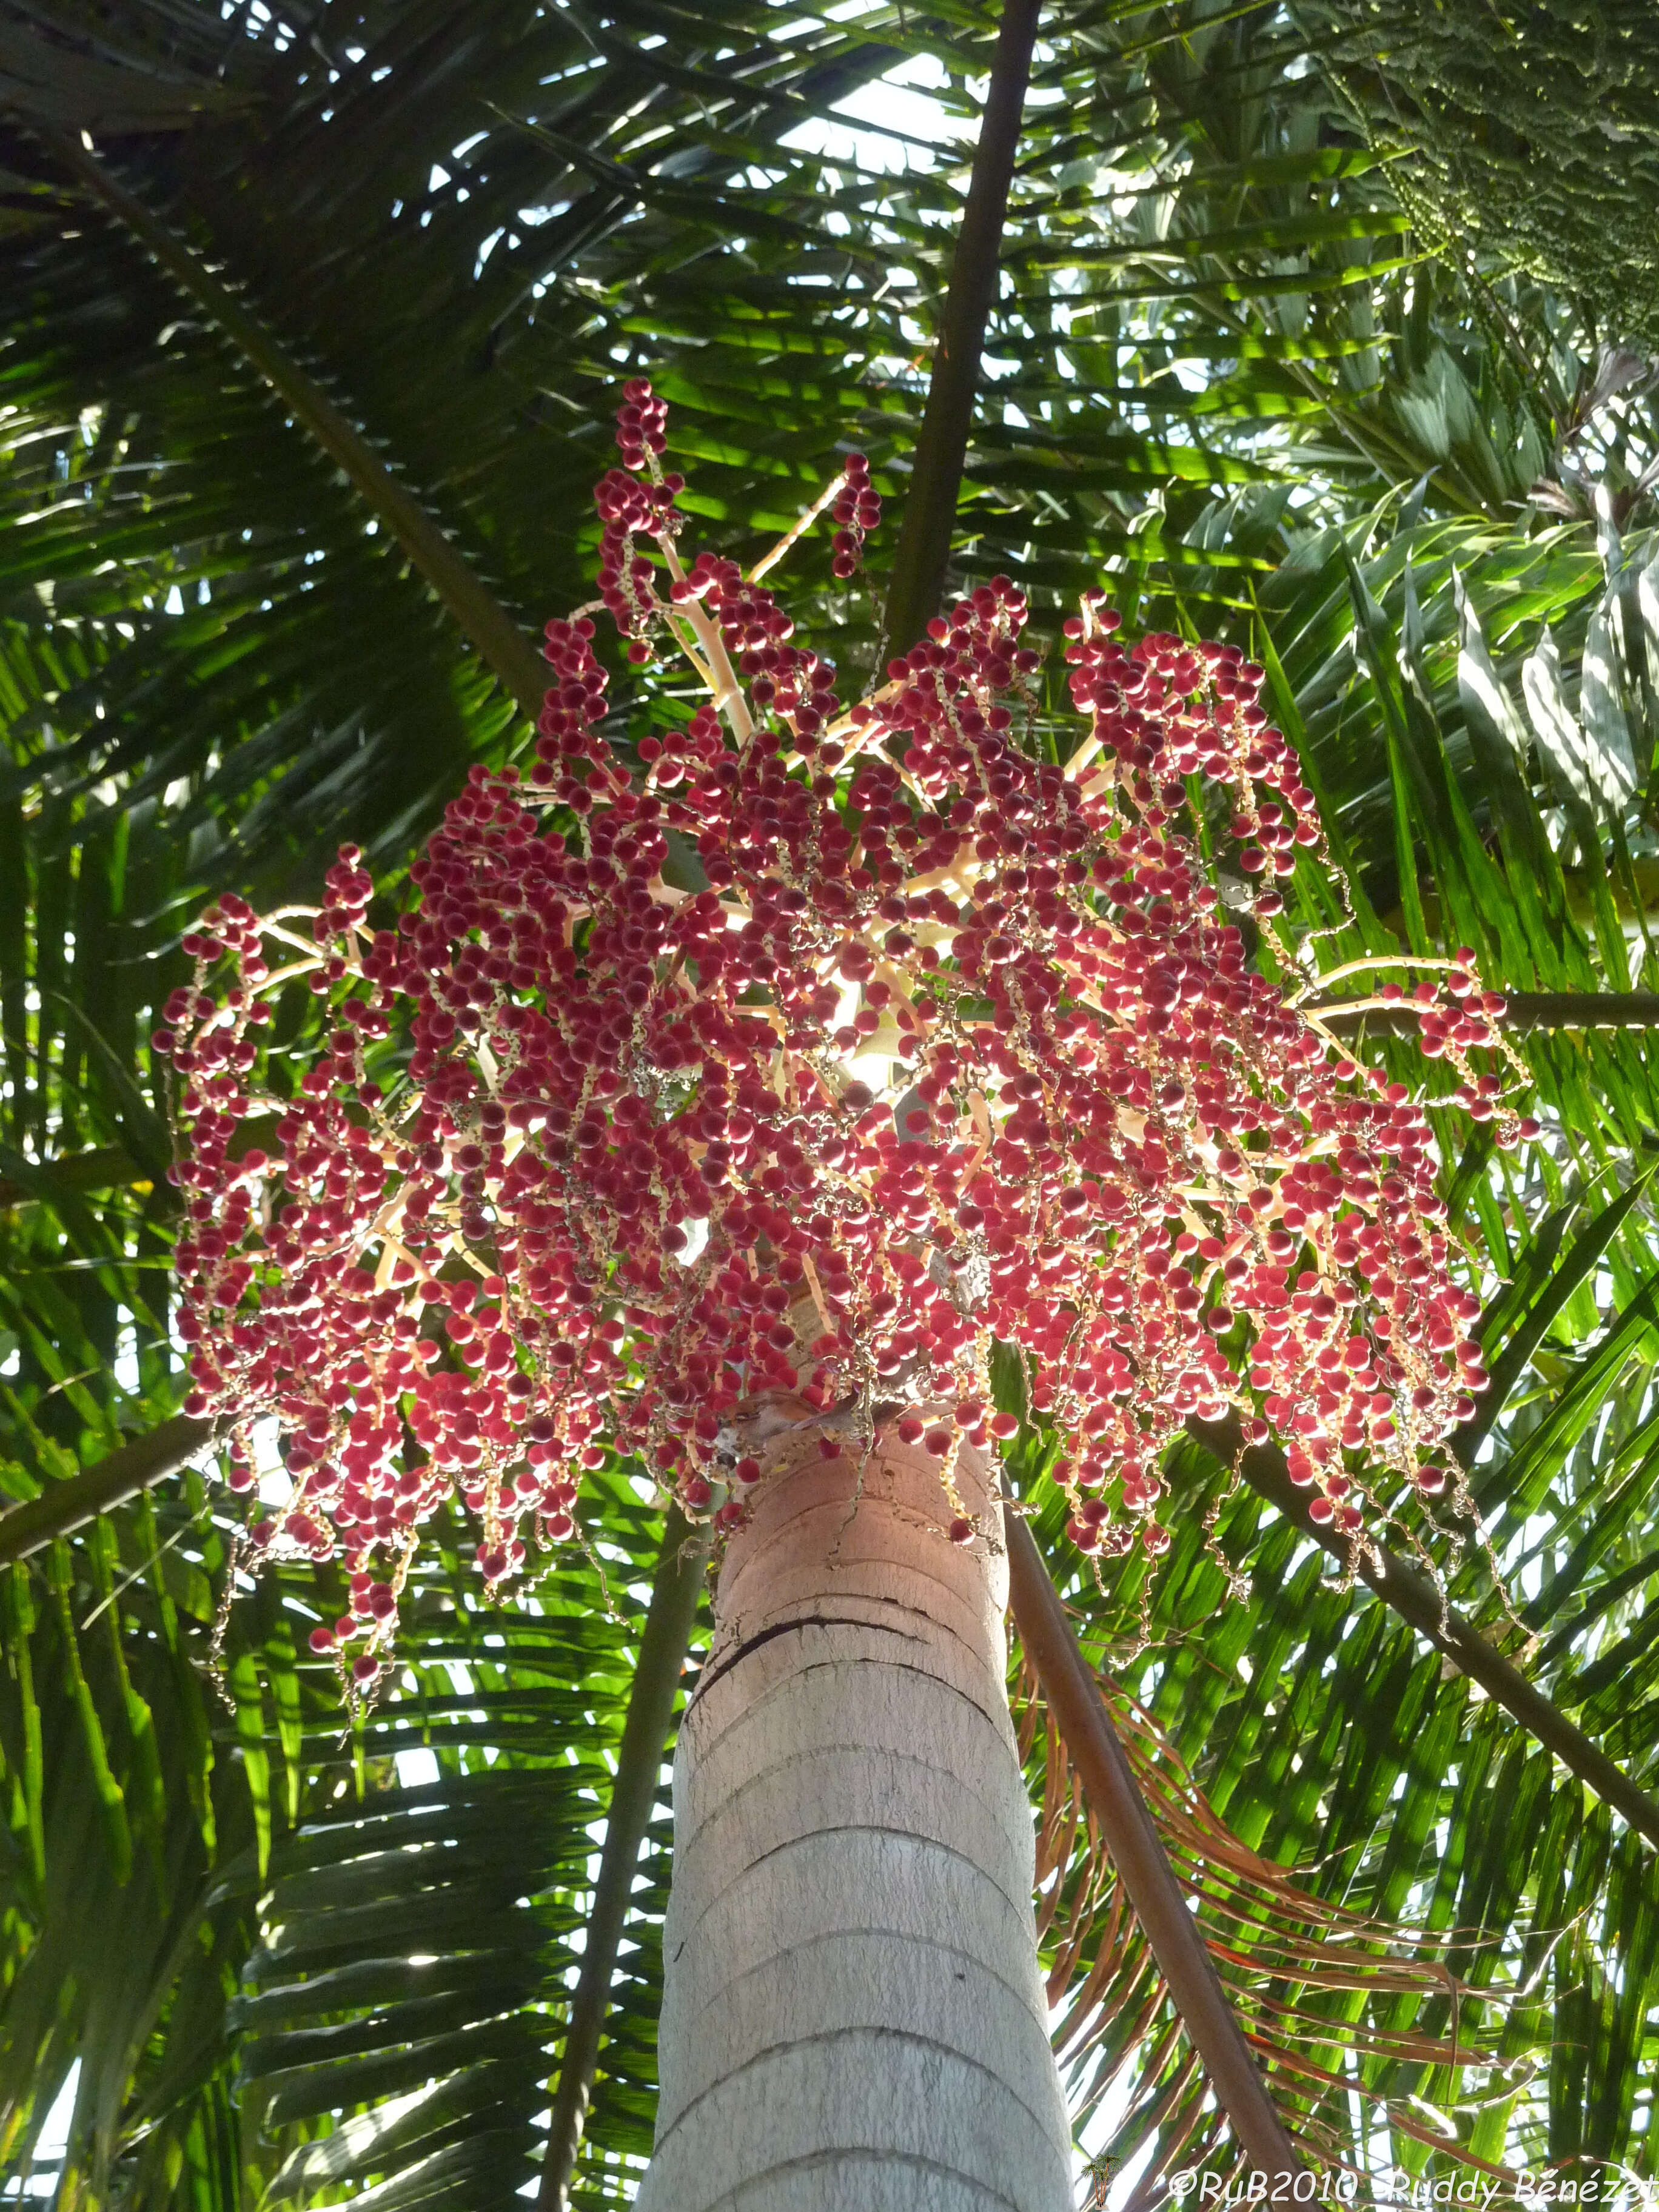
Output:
[1016,1653,1535,2190]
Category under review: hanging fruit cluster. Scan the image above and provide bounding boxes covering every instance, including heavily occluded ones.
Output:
[156,381,1533,1690]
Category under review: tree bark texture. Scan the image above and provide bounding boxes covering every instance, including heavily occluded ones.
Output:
[635,1418,1073,2212]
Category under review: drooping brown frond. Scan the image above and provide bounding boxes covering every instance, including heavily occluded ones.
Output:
[1016,1652,1535,2188]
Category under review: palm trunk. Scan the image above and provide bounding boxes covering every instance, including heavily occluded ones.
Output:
[635,1417,1074,2211]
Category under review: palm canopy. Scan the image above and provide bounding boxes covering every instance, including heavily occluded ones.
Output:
[2,1,1658,2206]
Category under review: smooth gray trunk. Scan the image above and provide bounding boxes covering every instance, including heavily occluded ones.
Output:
[636,1420,1074,2212]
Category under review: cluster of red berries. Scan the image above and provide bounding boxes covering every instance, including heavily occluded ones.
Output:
[1405,967,1517,1122]
[830,451,879,579]
[595,463,683,659]
[614,377,668,471]
[158,381,1530,1690]
[675,554,845,746]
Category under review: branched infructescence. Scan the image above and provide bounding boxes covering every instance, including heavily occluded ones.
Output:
[156,381,1535,1697]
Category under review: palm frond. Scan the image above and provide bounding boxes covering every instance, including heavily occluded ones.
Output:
[1019,1656,1533,2191]
[5,6,1659,2208]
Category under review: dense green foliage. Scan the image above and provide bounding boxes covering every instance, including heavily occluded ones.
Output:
[2,1,1658,2205]
[1305,0,1659,352]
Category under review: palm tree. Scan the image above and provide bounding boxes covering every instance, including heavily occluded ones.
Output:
[2,2,1658,2207]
